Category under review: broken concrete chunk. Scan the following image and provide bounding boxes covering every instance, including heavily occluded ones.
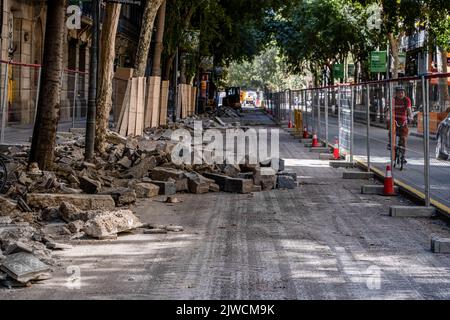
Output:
[27,194,116,211]
[106,130,127,145]
[254,167,277,191]
[41,207,61,222]
[225,178,254,194]
[127,156,157,179]
[209,183,220,193]
[133,183,160,199]
[4,241,34,255]
[277,171,298,182]
[0,253,50,283]
[118,156,133,169]
[186,173,214,194]
[102,188,137,206]
[150,167,188,192]
[203,173,229,191]
[67,220,85,233]
[277,175,297,189]
[0,196,18,213]
[218,164,241,177]
[82,210,143,239]
[59,202,82,222]
[151,181,177,196]
[79,175,102,194]
[0,216,13,225]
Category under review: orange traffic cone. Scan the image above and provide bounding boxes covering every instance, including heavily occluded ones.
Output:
[288,119,293,129]
[333,138,340,160]
[384,165,395,196]
[312,133,320,148]
[303,127,309,139]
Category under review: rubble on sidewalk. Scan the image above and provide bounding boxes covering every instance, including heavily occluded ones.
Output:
[0,105,298,290]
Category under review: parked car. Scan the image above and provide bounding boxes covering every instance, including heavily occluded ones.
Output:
[436,113,450,161]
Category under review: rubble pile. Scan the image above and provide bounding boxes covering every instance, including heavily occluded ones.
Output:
[0,108,297,289]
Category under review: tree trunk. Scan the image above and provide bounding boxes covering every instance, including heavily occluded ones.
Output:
[151,0,166,77]
[179,52,187,84]
[133,0,164,77]
[388,33,401,79]
[95,3,122,154]
[439,47,449,111]
[163,52,175,81]
[29,0,66,171]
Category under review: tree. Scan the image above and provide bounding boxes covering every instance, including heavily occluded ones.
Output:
[271,0,377,84]
[134,0,165,77]
[95,3,122,154]
[227,46,305,91]
[29,0,67,170]
[151,0,167,77]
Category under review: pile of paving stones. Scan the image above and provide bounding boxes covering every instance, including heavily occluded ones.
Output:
[0,109,298,289]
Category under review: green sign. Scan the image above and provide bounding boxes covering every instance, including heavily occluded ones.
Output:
[333,64,344,79]
[370,51,387,73]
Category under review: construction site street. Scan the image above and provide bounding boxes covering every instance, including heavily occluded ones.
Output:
[1,108,450,300]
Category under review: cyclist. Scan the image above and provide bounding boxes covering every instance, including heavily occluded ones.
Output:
[386,86,413,163]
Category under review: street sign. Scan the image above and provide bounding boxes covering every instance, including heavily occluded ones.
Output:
[333,64,344,79]
[370,51,387,73]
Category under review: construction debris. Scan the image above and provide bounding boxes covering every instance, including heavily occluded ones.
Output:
[82,210,143,239]
[0,103,297,290]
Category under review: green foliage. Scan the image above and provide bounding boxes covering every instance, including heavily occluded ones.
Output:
[226,45,305,91]
[270,0,381,81]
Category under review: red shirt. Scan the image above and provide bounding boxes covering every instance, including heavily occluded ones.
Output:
[393,97,412,125]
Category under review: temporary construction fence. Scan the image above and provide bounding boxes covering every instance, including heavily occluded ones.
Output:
[0,61,183,145]
[266,72,450,213]
[0,59,89,145]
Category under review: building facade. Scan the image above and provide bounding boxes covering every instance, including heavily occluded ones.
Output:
[0,0,142,126]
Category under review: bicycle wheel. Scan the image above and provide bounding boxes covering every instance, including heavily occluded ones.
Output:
[0,159,7,193]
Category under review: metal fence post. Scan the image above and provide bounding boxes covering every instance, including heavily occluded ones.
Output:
[389,82,394,172]
[317,89,321,140]
[325,87,329,148]
[34,66,42,124]
[303,90,306,132]
[423,76,431,207]
[312,90,316,135]
[338,85,341,156]
[350,86,355,163]
[366,83,371,172]
[289,89,293,126]
[1,63,9,144]
[72,72,79,129]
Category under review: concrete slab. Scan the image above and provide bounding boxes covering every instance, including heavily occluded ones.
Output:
[431,237,450,254]
[389,206,436,218]
[329,161,356,169]
[343,172,375,180]
[361,185,399,195]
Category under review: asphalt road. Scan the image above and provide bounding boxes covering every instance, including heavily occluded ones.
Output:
[301,108,450,210]
[2,108,450,300]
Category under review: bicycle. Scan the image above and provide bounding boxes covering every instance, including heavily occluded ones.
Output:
[391,120,408,171]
